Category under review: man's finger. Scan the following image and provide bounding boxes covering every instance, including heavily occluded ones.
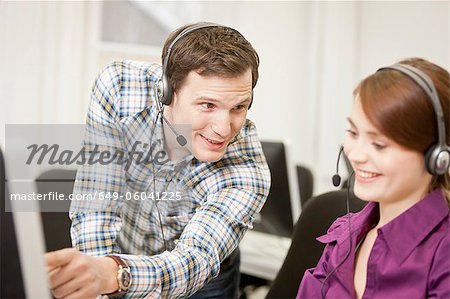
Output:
[45,248,77,270]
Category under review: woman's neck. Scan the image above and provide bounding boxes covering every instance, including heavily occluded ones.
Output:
[376,186,430,228]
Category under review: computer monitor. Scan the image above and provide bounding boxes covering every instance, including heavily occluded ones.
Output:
[1,148,51,299]
[1,148,26,298]
[252,141,300,238]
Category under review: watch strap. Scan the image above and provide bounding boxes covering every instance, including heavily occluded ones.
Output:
[106,255,128,269]
[104,255,130,298]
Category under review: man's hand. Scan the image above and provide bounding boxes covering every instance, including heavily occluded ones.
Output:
[45,248,119,299]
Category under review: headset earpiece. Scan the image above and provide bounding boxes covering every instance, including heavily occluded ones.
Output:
[425,144,450,175]
[157,75,173,106]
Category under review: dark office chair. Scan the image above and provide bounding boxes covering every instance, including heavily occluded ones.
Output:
[296,165,314,207]
[265,190,367,299]
[36,169,77,251]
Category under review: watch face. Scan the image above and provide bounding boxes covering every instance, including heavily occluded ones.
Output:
[118,268,132,290]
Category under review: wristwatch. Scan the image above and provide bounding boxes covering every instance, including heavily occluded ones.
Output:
[104,255,132,298]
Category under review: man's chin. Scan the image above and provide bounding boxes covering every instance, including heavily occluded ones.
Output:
[193,149,226,163]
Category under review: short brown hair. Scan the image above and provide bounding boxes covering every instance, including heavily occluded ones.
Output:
[354,58,450,202]
[162,23,259,93]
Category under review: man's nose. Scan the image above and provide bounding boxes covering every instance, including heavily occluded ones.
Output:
[211,111,232,137]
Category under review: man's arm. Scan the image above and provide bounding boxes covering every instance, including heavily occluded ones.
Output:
[49,150,269,299]
[69,62,127,256]
[113,128,271,298]
[46,61,145,299]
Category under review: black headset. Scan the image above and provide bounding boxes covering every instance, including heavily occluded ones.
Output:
[377,64,450,176]
[156,22,254,107]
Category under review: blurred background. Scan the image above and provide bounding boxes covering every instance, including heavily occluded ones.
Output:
[1,1,449,195]
[0,2,449,298]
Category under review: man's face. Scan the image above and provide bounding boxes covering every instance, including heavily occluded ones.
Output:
[165,69,252,162]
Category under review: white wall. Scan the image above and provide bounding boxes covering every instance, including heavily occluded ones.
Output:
[0,2,100,143]
[200,1,449,194]
[1,1,449,195]
[358,1,450,77]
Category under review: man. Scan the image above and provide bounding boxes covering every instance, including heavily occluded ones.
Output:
[46,22,270,299]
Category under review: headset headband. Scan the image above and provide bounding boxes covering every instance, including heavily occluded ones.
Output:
[162,22,223,79]
[377,63,450,175]
[159,22,253,108]
[378,64,447,148]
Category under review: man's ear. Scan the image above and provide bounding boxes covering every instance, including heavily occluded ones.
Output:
[170,91,179,107]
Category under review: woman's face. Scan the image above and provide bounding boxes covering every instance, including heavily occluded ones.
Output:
[343,96,432,206]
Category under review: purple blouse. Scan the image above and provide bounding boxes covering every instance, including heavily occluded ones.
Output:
[297,189,450,299]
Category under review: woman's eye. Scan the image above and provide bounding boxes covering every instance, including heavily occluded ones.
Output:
[372,142,386,150]
[346,129,357,137]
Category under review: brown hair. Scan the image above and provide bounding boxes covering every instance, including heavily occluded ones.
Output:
[354,58,450,203]
[162,23,259,93]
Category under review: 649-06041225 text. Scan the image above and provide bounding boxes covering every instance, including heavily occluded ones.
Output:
[9,191,183,201]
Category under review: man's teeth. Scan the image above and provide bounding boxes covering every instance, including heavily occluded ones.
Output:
[357,170,378,178]
[206,137,221,144]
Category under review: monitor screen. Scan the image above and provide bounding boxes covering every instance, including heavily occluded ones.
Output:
[252,141,297,238]
[1,148,26,298]
[1,149,51,299]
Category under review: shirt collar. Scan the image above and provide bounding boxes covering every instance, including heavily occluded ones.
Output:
[317,189,449,258]
[316,202,378,244]
[379,188,449,264]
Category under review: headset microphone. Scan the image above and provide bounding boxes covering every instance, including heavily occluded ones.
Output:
[161,114,188,147]
[176,135,187,147]
[332,146,344,187]
[154,88,189,148]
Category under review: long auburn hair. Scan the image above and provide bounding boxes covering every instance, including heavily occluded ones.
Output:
[355,58,450,204]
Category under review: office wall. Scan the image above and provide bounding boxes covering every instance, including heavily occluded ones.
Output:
[1,1,449,195]
[201,1,449,194]
[0,2,99,141]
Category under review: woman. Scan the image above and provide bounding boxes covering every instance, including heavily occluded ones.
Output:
[297,58,450,299]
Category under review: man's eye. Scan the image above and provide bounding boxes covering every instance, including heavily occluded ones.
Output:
[234,105,247,111]
[201,103,215,109]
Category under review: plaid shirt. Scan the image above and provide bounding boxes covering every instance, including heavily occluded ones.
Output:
[69,60,270,298]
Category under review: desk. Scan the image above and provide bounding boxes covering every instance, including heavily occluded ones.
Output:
[239,230,291,281]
